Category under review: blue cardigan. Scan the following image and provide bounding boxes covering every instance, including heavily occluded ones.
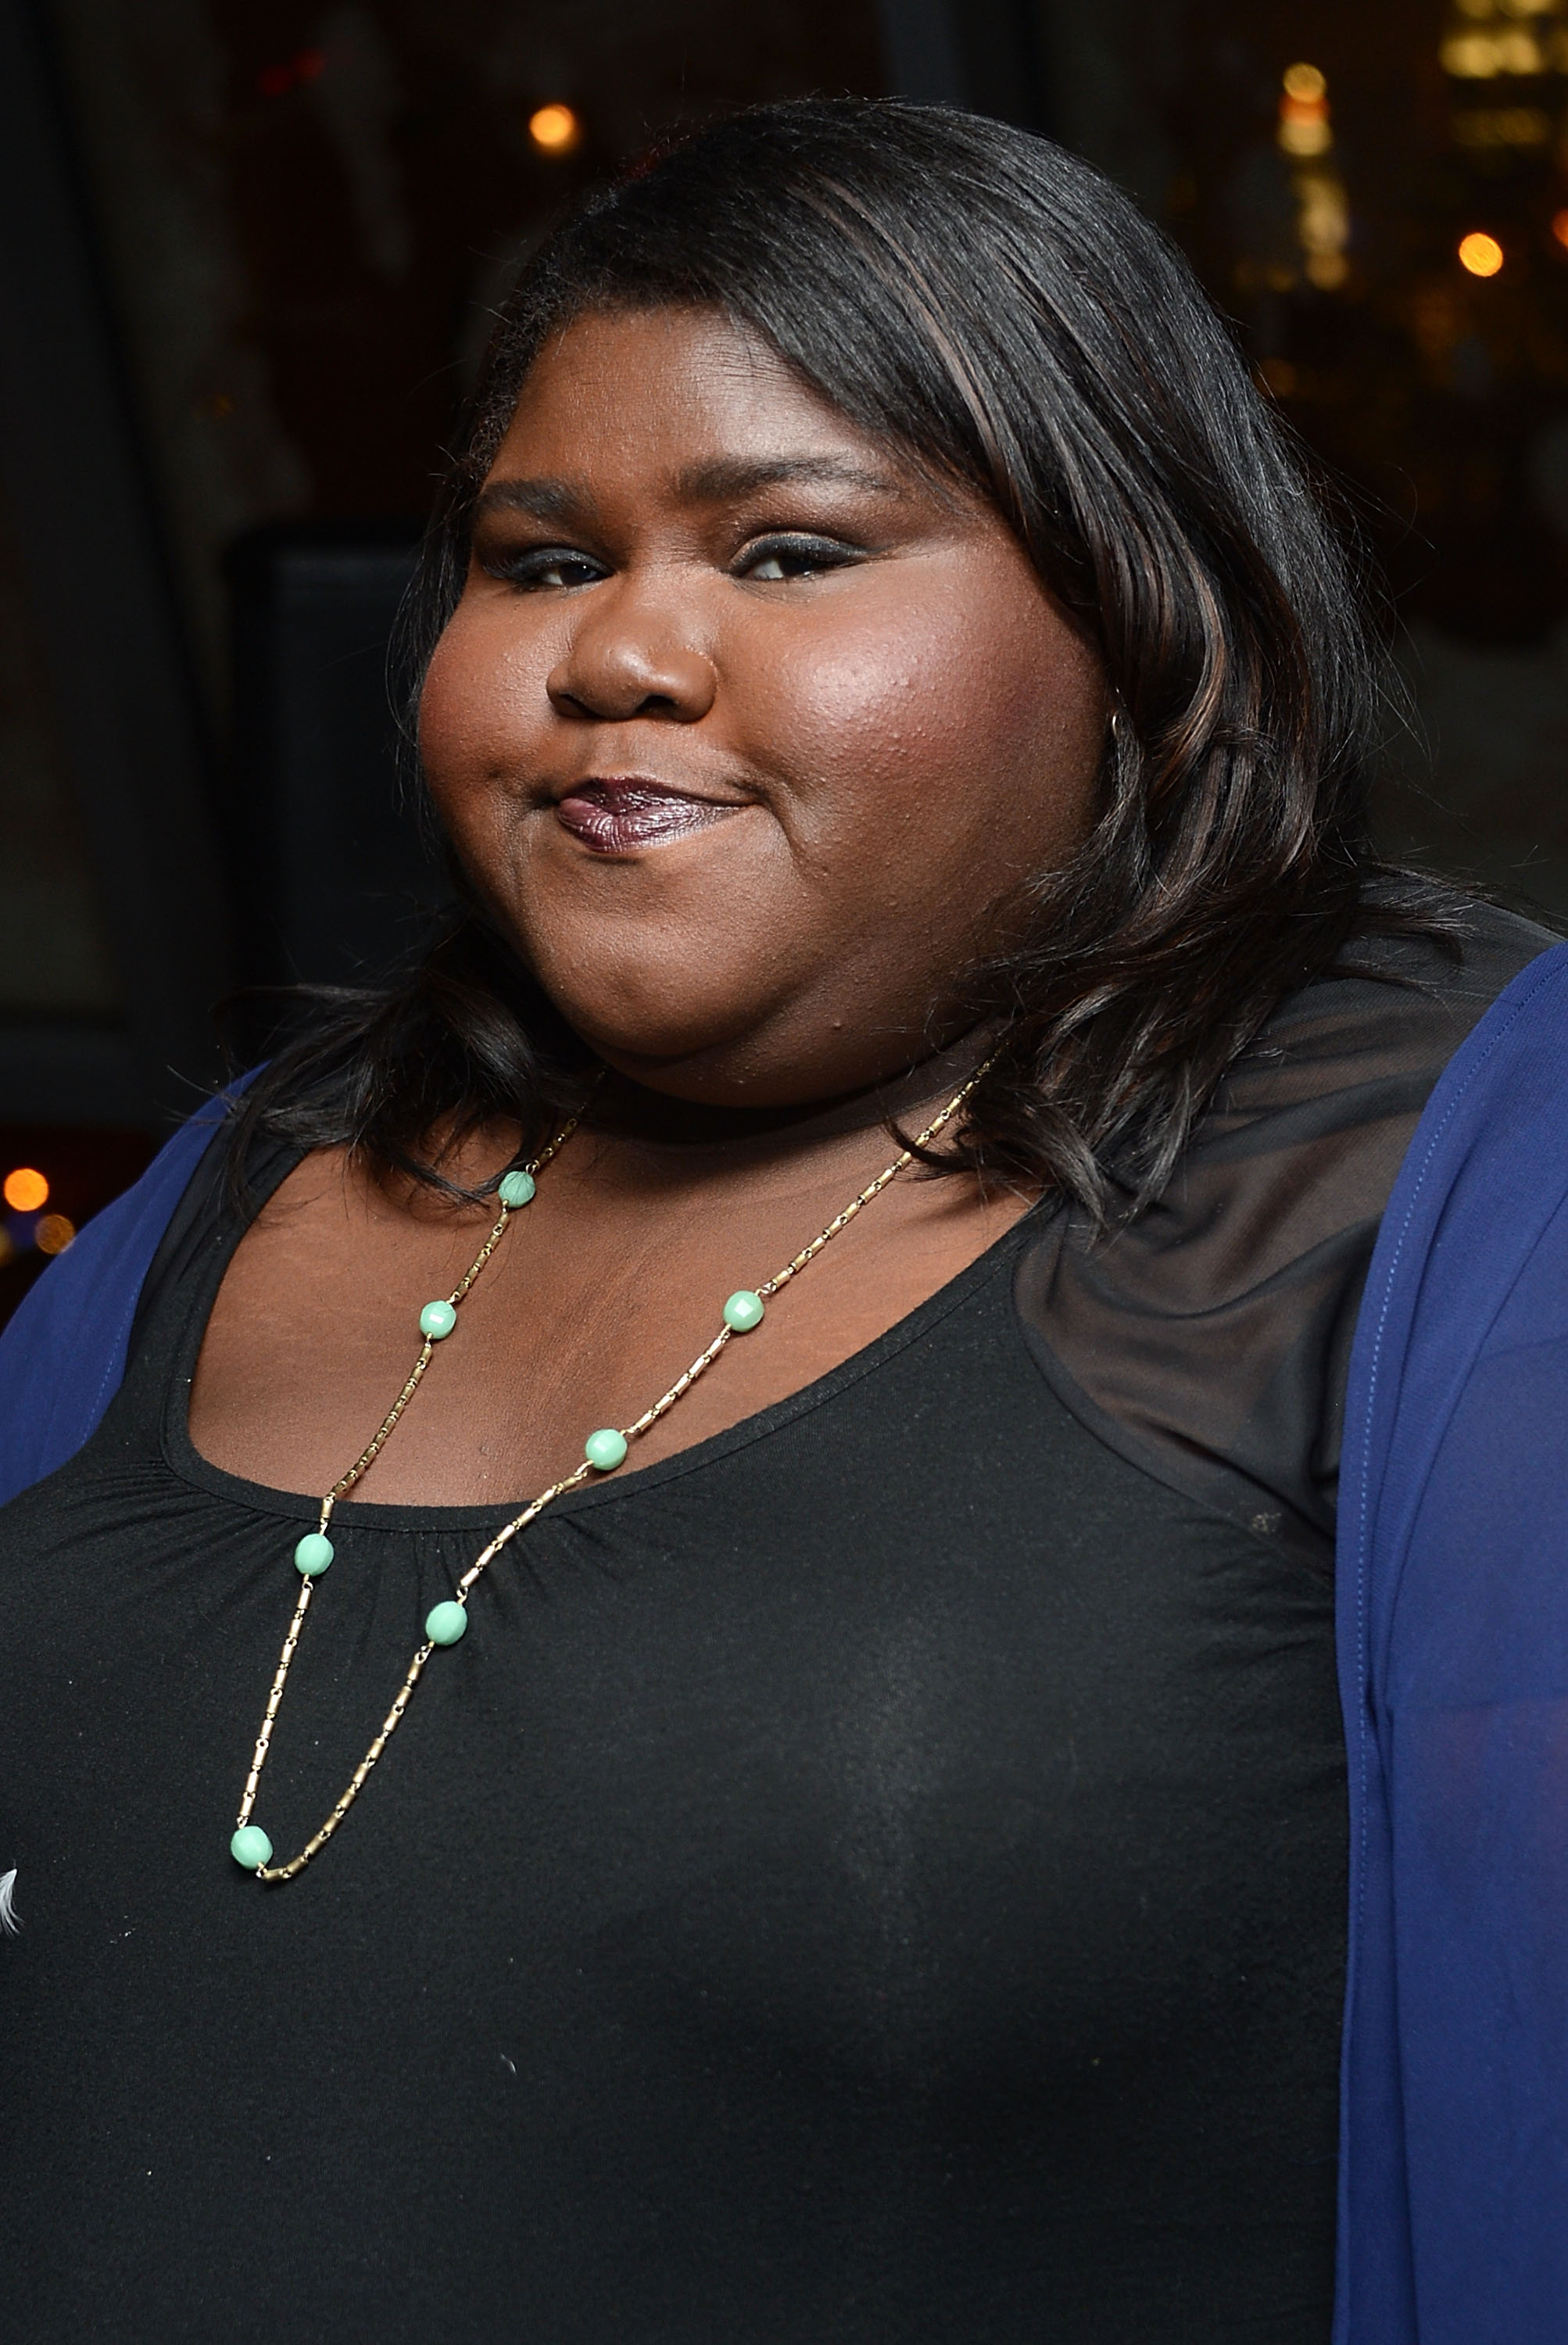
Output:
[5,950,1568,2340]
[1334,936,1568,2343]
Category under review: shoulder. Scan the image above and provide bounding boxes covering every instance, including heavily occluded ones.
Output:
[1017,895,1556,1556]
[1342,924,1568,1602]
[1223,897,1555,1126]
[1331,930,1568,2318]
[0,1100,234,1505]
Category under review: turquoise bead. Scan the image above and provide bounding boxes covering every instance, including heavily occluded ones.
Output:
[425,1599,467,1646]
[723,1289,765,1333]
[498,1169,536,1208]
[293,1531,335,1577]
[231,1824,273,1870]
[584,1427,628,1471]
[419,1298,457,1341]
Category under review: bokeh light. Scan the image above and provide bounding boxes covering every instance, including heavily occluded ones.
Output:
[1459,231,1505,277]
[2,1167,48,1212]
[35,1213,76,1257]
[528,102,582,154]
[1552,210,1568,250]
[1279,101,1332,158]
[1282,63,1327,103]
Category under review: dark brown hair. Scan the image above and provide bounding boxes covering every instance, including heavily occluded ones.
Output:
[235,97,1452,1214]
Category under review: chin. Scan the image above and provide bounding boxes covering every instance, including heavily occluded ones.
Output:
[532,972,771,1080]
[564,1017,786,1098]
[574,1001,938,1110]
[517,911,782,1051]
[506,902,929,1106]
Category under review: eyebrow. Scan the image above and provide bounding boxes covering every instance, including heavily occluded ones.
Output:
[471,453,907,527]
[673,454,908,503]
[472,477,583,524]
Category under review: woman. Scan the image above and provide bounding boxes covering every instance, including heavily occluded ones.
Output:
[0,101,1550,2342]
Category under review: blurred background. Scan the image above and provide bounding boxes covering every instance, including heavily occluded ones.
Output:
[2,0,1566,1316]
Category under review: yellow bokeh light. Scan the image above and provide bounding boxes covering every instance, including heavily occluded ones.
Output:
[528,103,582,153]
[1443,32,1502,74]
[35,1212,76,1256]
[1282,62,1327,102]
[1444,21,1550,73]
[1280,110,1333,156]
[3,1165,48,1212]
[1459,231,1505,276]
[1497,27,1545,69]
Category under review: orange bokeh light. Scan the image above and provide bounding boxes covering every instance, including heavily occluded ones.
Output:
[1552,211,1568,250]
[1459,231,1505,277]
[3,1166,48,1212]
[528,103,582,153]
[35,1212,76,1255]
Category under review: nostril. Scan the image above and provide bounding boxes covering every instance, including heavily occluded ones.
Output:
[546,635,718,725]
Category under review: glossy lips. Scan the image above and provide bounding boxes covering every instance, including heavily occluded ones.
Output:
[555,780,742,854]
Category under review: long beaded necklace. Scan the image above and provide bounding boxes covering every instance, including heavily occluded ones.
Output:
[229,1063,989,1883]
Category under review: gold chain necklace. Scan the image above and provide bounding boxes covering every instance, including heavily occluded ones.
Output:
[230,1064,988,1884]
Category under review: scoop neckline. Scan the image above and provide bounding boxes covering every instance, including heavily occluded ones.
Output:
[159,1141,1047,1534]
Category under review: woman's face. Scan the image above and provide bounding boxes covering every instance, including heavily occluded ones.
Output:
[420,306,1106,1105]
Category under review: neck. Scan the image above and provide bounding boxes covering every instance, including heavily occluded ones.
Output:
[584,1029,994,1155]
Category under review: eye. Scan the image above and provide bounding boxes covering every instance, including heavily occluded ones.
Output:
[485,546,607,591]
[736,534,860,583]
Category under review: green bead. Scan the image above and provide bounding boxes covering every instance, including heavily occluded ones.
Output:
[425,1599,468,1646]
[498,1169,536,1208]
[419,1298,457,1341]
[584,1427,628,1471]
[231,1824,272,1871]
[293,1531,335,1577]
[723,1289,765,1333]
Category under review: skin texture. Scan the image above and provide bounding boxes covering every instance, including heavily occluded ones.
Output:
[190,308,1107,1502]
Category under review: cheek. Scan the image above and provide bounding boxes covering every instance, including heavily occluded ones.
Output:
[417,611,549,817]
[741,588,1101,876]
[751,604,972,775]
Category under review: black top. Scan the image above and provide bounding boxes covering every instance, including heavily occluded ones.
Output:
[0,904,1546,2343]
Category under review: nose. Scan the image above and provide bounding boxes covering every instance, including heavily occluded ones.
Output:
[546,579,717,725]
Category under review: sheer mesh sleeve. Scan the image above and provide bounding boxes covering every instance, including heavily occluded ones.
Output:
[1014,901,1552,1567]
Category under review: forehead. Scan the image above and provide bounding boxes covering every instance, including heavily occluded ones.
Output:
[486,306,901,486]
